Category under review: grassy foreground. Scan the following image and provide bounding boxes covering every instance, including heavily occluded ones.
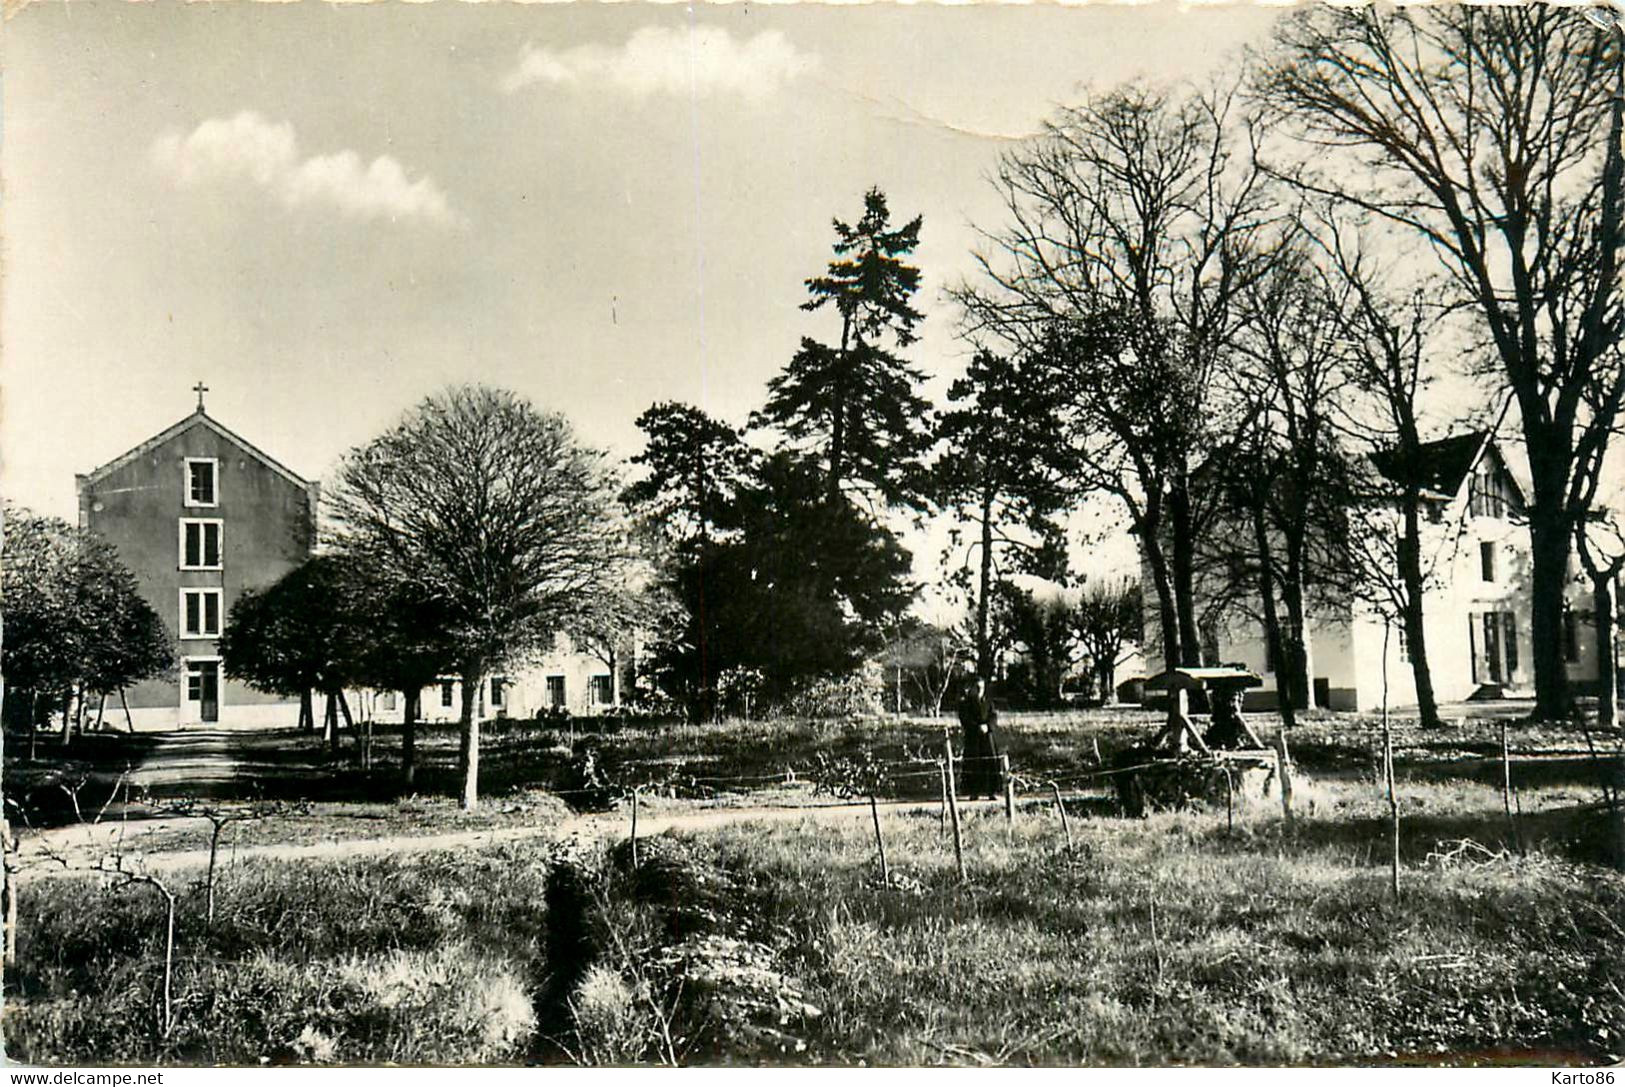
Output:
[6,786,1622,1067]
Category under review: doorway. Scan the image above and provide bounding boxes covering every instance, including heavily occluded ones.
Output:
[187,659,221,724]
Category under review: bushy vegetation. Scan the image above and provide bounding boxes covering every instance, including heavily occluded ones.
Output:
[5,848,552,1065]
[574,808,1625,1066]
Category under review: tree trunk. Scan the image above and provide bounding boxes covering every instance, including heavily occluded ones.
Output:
[1397,496,1442,729]
[976,482,995,678]
[59,691,72,746]
[1251,501,1296,731]
[458,664,484,811]
[1281,577,1315,712]
[1141,517,1185,732]
[1596,573,1618,734]
[119,688,135,732]
[1168,482,1202,668]
[337,690,356,743]
[324,693,339,754]
[1528,499,1574,719]
[94,692,107,733]
[402,688,418,789]
[299,689,314,733]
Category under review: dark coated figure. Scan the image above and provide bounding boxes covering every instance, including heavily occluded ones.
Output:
[956,674,1004,800]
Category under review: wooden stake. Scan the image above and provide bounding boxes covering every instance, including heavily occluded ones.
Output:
[1223,763,1235,835]
[943,733,965,882]
[1002,754,1015,823]
[1384,723,1400,903]
[630,788,640,871]
[938,760,949,831]
[1275,729,1295,826]
[2,820,17,965]
[869,793,890,887]
[1050,781,1073,854]
[1500,720,1522,855]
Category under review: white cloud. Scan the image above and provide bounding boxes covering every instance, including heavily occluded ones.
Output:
[151,112,457,227]
[502,26,817,100]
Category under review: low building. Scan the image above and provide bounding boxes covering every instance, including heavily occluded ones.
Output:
[352,633,635,725]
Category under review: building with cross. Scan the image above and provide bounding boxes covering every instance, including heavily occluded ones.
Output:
[76,388,320,728]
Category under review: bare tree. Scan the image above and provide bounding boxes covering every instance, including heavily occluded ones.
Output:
[1312,221,1464,730]
[1257,6,1625,719]
[1072,578,1143,704]
[1220,243,1356,716]
[956,80,1286,727]
[328,385,622,810]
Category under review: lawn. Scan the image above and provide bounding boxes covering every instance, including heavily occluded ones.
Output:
[5,744,1623,1066]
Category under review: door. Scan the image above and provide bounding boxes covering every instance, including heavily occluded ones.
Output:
[1482,614,1503,684]
[200,662,219,723]
[188,659,221,724]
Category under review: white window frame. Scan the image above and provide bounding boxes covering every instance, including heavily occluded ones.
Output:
[590,674,614,706]
[178,518,224,571]
[183,655,223,701]
[179,588,224,639]
[184,457,220,508]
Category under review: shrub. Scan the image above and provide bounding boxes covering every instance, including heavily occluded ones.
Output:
[778,670,884,720]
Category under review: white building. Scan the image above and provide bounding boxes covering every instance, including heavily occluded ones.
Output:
[351,632,636,726]
[1161,431,1610,712]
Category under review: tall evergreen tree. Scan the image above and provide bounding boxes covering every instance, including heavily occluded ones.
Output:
[935,347,1074,677]
[756,188,933,508]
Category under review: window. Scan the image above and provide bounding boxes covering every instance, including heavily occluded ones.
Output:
[1502,611,1519,677]
[1480,541,1497,583]
[179,589,222,638]
[1564,610,1582,664]
[382,691,398,712]
[187,669,204,702]
[185,458,218,507]
[1261,626,1275,674]
[440,680,455,708]
[179,519,222,569]
[546,676,566,708]
[1397,625,1409,663]
[490,678,505,708]
[590,674,613,705]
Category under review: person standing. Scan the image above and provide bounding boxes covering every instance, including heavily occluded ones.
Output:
[956,674,1003,800]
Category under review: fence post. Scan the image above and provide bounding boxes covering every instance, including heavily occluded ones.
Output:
[1384,723,1400,903]
[1500,721,1523,856]
[1223,761,1235,835]
[1050,782,1073,854]
[943,733,966,883]
[869,793,890,888]
[1002,754,1015,823]
[938,759,949,832]
[1274,729,1295,826]
[630,788,640,871]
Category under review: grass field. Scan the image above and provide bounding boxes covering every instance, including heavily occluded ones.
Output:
[5,727,1623,1066]
[5,706,1621,1066]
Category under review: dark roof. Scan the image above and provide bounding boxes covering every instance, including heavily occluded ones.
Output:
[1370,430,1490,497]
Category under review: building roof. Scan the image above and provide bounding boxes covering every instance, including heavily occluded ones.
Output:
[77,409,315,493]
[1370,429,1496,499]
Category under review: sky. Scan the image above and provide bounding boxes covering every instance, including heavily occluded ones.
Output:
[2,1,1289,598]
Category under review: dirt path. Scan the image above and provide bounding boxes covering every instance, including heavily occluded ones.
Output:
[11,796,997,881]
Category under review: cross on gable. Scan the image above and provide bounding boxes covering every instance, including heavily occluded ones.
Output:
[193,381,209,412]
